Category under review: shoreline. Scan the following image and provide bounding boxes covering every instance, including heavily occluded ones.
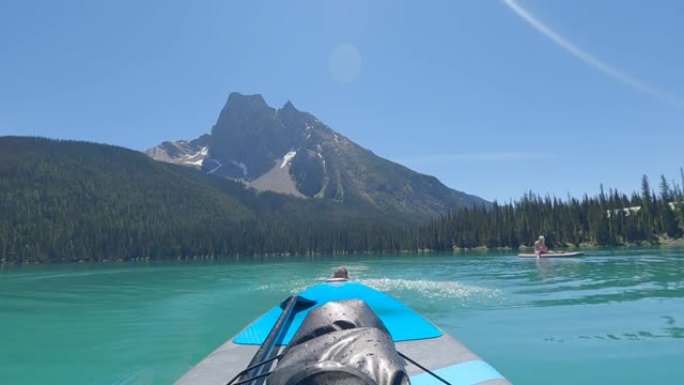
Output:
[2,241,684,266]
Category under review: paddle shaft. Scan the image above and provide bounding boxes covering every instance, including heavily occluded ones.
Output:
[238,296,302,385]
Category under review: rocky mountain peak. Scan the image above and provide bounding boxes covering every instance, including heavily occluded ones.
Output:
[145,92,488,220]
[281,100,298,111]
[226,92,269,109]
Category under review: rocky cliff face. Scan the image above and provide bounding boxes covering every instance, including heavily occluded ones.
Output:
[145,92,488,219]
[144,134,210,169]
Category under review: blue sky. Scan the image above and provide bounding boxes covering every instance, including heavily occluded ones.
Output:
[1,0,683,202]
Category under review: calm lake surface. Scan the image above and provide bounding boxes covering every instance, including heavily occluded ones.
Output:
[1,248,683,385]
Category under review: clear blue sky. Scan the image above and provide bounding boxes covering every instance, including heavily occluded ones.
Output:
[2,0,683,202]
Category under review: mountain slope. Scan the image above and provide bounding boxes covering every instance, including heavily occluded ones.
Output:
[146,93,488,220]
[144,134,210,168]
[0,137,406,263]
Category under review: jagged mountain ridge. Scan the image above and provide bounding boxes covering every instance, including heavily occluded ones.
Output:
[146,92,488,219]
[144,134,211,167]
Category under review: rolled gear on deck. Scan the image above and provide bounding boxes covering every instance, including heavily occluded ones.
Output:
[270,300,408,385]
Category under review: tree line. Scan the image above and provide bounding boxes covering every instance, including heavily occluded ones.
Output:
[0,137,405,263]
[1,137,682,263]
[411,172,684,250]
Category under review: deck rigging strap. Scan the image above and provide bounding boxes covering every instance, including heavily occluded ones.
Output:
[397,351,452,385]
[225,353,284,385]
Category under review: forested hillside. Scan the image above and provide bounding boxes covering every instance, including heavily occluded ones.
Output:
[414,174,684,250]
[2,137,682,263]
[0,137,405,263]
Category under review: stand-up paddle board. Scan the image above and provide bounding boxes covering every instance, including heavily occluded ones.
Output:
[517,251,584,258]
[176,281,511,385]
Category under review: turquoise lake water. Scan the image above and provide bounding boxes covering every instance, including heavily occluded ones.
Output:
[1,248,683,384]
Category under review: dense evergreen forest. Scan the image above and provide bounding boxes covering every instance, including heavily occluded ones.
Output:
[0,137,405,263]
[414,173,684,250]
[1,137,682,263]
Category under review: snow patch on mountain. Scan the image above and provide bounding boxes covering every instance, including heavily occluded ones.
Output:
[144,135,211,169]
[181,146,208,166]
[185,158,204,166]
[206,159,223,174]
[230,160,248,176]
[281,151,297,168]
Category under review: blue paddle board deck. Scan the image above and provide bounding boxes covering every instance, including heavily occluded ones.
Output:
[233,281,442,345]
[176,281,511,385]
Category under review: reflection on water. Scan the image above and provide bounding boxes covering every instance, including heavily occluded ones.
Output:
[510,252,684,308]
[535,257,552,279]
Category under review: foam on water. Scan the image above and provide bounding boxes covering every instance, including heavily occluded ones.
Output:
[257,278,318,294]
[360,278,502,300]
[258,274,505,307]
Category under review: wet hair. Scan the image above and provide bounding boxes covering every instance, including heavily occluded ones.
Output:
[332,266,349,279]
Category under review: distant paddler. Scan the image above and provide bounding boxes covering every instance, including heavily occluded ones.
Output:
[534,235,548,258]
[326,265,349,282]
